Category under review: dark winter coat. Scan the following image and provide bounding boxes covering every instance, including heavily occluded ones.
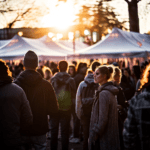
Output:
[123,86,150,150]
[51,72,76,111]
[89,82,120,150]
[74,72,85,91]
[120,75,135,101]
[0,76,33,147]
[14,70,58,136]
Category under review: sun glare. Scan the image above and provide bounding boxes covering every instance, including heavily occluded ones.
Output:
[42,2,75,29]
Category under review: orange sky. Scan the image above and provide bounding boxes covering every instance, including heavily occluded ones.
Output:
[0,0,150,33]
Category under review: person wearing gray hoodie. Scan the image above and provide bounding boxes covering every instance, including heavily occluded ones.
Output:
[76,69,99,150]
[51,61,76,150]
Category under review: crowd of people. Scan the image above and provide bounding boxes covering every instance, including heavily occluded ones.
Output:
[0,50,150,150]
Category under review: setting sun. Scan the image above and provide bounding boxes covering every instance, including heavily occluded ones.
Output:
[42,1,76,29]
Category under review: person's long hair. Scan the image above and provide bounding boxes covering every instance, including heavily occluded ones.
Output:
[0,59,12,77]
[68,65,76,77]
[113,66,122,83]
[139,64,150,91]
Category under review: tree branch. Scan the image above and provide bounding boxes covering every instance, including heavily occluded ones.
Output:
[137,0,141,3]
[124,0,129,4]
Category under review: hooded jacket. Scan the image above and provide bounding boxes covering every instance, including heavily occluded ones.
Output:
[123,87,150,150]
[89,82,120,150]
[14,70,58,136]
[0,76,33,146]
[76,73,98,119]
[51,72,76,111]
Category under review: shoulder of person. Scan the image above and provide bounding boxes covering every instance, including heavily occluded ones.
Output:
[68,76,76,83]
[41,78,51,85]
[8,83,27,99]
[78,81,87,89]
[11,83,24,93]
[136,91,150,104]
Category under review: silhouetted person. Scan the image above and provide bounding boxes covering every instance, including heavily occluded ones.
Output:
[70,63,87,143]
[0,59,33,150]
[123,64,150,150]
[120,68,135,101]
[76,68,99,150]
[113,66,128,150]
[44,67,53,82]
[14,50,58,150]
[51,61,76,150]
[68,65,76,78]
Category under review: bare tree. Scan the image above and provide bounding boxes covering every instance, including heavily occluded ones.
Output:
[0,0,49,37]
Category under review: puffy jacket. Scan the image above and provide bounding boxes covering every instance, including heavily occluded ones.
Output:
[14,70,58,136]
[0,76,33,146]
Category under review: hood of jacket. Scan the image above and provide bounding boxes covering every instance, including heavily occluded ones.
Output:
[52,72,72,85]
[14,70,42,87]
[84,73,95,84]
[0,76,12,87]
[99,82,119,95]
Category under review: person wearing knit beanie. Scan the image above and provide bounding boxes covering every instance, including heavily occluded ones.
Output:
[24,50,38,69]
[14,50,58,149]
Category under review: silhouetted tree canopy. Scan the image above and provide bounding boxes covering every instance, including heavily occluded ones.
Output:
[74,0,126,41]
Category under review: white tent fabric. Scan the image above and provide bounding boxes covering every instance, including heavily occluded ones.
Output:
[1,28,149,60]
[69,28,150,59]
[0,39,11,49]
[0,35,66,60]
[57,40,89,51]
[38,35,74,55]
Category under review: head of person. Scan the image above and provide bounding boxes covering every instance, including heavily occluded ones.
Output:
[113,66,122,85]
[123,68,131,78]
[72,61,77,67]
[112,62,119,67]
[44,68,52,80]
[139,64,150,91]
[77,62,87,74]
[132,65,141,80]
[59,61,68,72]
[0,59,12,77]
[94,65,113,85]
[91,61,101,72]
[81,63,88,74]
[86,68,93,76]
[24,50,38,70]
[68,65,76,77]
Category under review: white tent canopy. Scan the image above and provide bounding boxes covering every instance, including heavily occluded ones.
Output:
[0,35,67,60]
[68,28,150,59]
[0,28,150,61]
[0,34,89,60]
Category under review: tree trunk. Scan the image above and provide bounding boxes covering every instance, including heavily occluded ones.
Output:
[128,0,139,32]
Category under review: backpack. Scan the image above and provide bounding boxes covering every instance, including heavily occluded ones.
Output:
[56,78,72,111]
[81,81,99,117]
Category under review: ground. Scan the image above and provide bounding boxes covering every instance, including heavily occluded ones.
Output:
[46,139,83,150]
